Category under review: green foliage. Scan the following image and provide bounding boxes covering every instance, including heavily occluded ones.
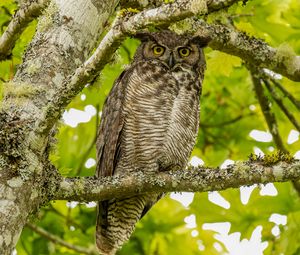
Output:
[0,0,36,88]
[206,51,242,77]
[272,211,300,255]
[1,0,299,254]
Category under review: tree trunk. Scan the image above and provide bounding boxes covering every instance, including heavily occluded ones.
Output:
[0,1,118,254]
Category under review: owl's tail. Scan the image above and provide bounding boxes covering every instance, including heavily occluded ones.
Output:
[95,194,160,254]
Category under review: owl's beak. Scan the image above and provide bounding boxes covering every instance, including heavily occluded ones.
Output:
[168,53,175,68]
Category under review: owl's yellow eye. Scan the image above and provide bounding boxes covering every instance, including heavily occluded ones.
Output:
[178,47,191,57]
[153,46,165,55]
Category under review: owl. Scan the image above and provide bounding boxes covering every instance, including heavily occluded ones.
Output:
[95,30,209,255]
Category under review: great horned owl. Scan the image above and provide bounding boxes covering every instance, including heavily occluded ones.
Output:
[95,30,209,255]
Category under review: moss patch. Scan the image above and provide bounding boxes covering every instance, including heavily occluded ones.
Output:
[37,1,58,32]
[3,82,41,98]
[276,43,300,75]
[248,151,294,166]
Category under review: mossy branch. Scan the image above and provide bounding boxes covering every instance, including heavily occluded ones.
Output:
[120,0,244,11]
[193,20,300,82]
[53,159,300,202]
[0,0,50,61]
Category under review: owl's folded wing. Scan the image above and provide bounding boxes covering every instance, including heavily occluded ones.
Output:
[96,69,130,178]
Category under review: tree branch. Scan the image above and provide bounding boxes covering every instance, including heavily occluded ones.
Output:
[44,204,86,232]
[0,0,50,61]
[250,68,287,152]
[194,21,300,82]
[53,160,300,202]
[120,0,245,11]
[268,77,300,110]
[263,79,300,132]
[26,223,97,255]
[200,112,254,128]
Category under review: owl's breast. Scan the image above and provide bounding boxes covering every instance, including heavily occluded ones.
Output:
[162,67,201,170]
[118,61,201,173]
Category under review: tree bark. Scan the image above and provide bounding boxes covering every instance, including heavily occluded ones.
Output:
[53,160,300,202]
[0,1,118,254]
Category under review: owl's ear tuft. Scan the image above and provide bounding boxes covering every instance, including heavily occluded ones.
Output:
[189,35,211,48]
[133,32,155,42]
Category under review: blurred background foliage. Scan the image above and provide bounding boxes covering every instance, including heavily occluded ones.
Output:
[1,0,300,254]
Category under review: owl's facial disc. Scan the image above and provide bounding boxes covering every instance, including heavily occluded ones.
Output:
[141,39,202,72]
[144,43,183,69]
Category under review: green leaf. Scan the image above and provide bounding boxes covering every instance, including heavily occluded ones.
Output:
[206,51,242,77]
[272,211,300,255]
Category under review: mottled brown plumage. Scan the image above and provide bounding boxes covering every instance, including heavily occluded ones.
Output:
[95,30,209,255]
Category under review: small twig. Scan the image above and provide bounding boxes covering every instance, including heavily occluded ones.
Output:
[227,13,254,27]
[45,204,85,231]
[270,77,300,110]
[250,68,287,152]
[200,127,234,152]
[20,237,30,255]
[201,113,253,128]
[230,13,254,19]
[0,0,50,61]
[26,222,98,255]
[263,79,300,132]
[0,77,7,82]
[121,45,132,62]
[209,129,233,150]
[207,0,246,12]
[131,237,146,255]
[1,6,12,18]
[75,136,97,175]
[75,104,99,176]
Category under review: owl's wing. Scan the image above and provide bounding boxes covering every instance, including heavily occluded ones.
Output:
[96,70,128,178]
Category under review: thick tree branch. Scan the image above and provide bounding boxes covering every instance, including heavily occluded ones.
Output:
[53,160,300,202]
[26,223,97,255]
[194,21,300,81]
[120,0,244,11]
[0,0,50,61]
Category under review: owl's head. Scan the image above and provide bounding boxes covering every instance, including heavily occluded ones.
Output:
[133,30,210,73]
